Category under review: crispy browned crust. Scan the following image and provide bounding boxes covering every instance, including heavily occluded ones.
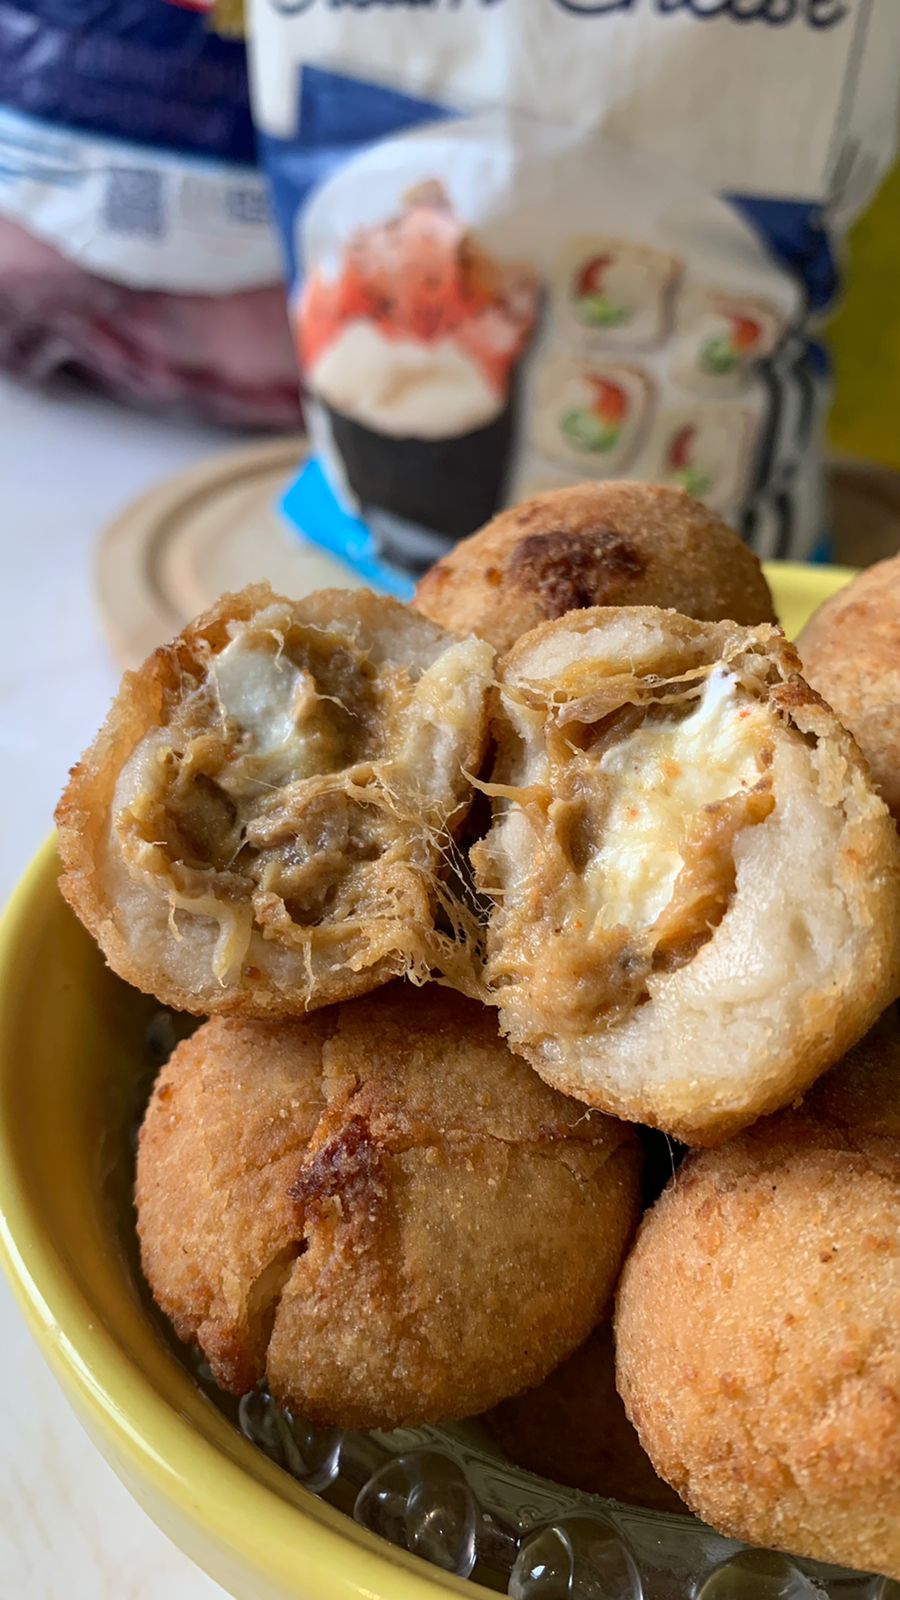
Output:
[56,584,493,1017]
[414,482,775,655]
[798,554,900,821]
[483,1321,685,1512]
[615,1045,900,1577]
[58,585,259,1013]
[136,984,643,1429]
[473,606,900,1144]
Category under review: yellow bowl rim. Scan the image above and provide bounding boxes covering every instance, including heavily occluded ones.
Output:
[0,837,478,1600]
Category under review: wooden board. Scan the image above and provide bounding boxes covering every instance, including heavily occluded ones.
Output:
[96,437,363,669]
[96,440,896,669]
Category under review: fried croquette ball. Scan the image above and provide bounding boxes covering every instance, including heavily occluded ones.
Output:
[413,483,775,655]
[136,986,642,1430]
[798,554,900,821]
[615,1072,900,1579]
[472,606,900,1144]
[803,1004,900,1139]
[57,584,493,1017]
[484,1322,684,1513]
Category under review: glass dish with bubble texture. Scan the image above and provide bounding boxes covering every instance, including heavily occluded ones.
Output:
[222,1376,900,1599]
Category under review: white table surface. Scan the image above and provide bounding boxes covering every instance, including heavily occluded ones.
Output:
[0,376,238,1598]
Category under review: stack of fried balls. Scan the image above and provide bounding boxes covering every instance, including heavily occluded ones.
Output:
[57,484,900,1581]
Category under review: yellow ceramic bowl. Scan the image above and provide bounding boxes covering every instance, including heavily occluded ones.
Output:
[0,563,855,1600]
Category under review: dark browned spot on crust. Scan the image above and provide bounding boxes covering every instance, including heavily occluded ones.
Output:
[771,677,831,718]
[507,528,647,617]
[289,1114,386,1215]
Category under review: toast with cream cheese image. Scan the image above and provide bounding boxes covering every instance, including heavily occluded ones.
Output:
[641,402,758,513]
[556,236,681,350]
[530,357,653,476]
[670,289,783,397]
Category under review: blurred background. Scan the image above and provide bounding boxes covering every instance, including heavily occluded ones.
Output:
[827,157,900,565]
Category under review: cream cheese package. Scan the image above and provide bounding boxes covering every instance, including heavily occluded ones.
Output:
[248,0,900,588]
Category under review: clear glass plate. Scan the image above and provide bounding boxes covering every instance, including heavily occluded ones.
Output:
[210,1373,897,1600]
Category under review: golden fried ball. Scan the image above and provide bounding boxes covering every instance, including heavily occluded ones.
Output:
[484,1322,684,1513]
[413,483,775,656]
[616,1026,900,1578]
[472,606,900,1143]
[136,985,642,1431]
[804,1004,900,1138]
[798,554,900,821]
[57,584,493,1017]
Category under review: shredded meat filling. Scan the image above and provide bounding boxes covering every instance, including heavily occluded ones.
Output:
[483,665,777,1036]
[113,616,450,978]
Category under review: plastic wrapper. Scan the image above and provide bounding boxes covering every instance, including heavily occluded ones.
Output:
[248,0,900,584]
[0,0,299,429]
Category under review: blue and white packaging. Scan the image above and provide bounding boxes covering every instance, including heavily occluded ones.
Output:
[0,1,302,427]
[0,0,278,292]
[249,0,900,588]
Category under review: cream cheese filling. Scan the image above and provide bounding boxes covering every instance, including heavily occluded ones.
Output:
[212,633,304,754]
[588,670,768,931]
[210,629,347,789]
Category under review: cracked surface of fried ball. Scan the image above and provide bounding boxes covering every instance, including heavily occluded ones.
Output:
[136,985,642,1431]
[616,1016,900,1578]
[484,1322,684,1514]
[798,554,900,821]
[413,483,775,656]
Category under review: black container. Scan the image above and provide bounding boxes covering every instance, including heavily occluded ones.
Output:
[325,398,516,568]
